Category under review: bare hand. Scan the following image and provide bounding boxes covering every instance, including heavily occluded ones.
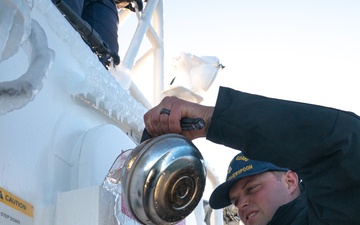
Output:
[143,96,214,140]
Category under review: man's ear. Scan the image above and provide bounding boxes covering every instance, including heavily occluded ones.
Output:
[284,170,299,195]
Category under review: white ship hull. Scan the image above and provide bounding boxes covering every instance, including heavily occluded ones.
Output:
[0,0,224,224]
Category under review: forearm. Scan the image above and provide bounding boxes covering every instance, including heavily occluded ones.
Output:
[207,86,360,170]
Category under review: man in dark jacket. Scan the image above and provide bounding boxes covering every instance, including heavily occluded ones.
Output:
[209,152,305,225]
[143,86,360,225]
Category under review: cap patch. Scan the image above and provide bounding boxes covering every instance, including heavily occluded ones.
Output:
[227,164,253,181]
[236,155,249,162]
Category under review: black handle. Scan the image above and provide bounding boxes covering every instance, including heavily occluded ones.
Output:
[140,118,205,142]
[179,118,206,131]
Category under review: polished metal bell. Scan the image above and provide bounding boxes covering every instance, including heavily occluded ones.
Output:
[121,133,206,225]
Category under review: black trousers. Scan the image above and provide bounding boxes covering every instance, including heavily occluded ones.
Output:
[62,0,119,62]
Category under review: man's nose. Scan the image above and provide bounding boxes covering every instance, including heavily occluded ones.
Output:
[237,196,249,209]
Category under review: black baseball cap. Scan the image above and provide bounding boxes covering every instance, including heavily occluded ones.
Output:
[209,152,288,209]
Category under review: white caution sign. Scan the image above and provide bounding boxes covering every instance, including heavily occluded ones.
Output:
[0,187,34,225]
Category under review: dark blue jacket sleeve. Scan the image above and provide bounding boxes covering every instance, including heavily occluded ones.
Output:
[206,86,360,224]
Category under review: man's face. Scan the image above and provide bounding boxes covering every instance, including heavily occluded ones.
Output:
[229,171,294,225]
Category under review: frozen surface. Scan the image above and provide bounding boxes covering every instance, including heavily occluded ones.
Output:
[0,0,147,224]
[0,0,54,115]
[0,0,146,132]
[35,0,147,133]
[0,1,216,225]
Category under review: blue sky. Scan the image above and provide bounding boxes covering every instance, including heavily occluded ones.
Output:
[162,0,360,105]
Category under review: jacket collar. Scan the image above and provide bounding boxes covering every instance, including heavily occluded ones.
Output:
[267,190,307,225]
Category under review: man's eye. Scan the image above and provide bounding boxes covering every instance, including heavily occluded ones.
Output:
[248,184,260,193]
